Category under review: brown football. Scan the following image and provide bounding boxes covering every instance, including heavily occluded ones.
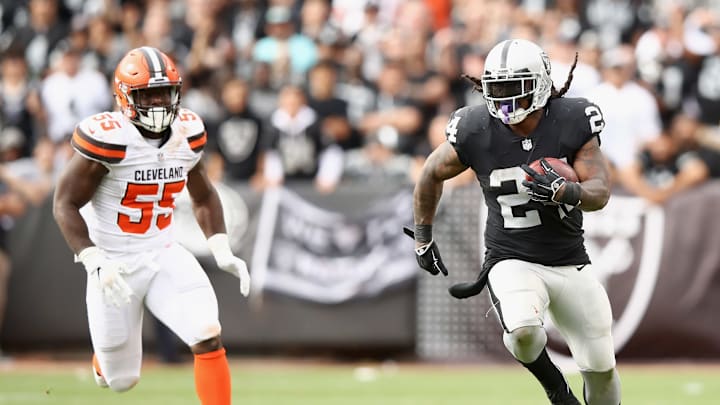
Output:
[526,157,579,182]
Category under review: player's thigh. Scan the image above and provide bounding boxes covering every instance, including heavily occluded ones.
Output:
[145,243,221,346]
[86,272,146,385]
[487,259,549,332]
[548,265,615,371]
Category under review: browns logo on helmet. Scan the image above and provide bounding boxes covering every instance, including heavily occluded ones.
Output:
[114,47,182,133]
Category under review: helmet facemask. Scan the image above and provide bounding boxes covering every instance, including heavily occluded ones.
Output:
[482,70,549,125]
[127,84,181,133]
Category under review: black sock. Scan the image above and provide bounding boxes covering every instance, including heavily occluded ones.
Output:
[520,348,572,397]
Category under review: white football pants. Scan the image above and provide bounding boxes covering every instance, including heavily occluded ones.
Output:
[488,259,616,372]
[86,242,220,391]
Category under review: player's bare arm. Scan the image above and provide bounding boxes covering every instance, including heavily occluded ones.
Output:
[53,154,108,254]
[571,136,611,211]
[185,159,227,237]
[405,141,465,276]
[414,142,468,227]
[187,158,252,296]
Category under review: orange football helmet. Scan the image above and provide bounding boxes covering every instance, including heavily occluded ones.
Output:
[114,47,182,133]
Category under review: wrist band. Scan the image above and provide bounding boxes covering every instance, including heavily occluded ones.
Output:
[563,182,582,206]
[208,233,233,260]
[414,224,433,244]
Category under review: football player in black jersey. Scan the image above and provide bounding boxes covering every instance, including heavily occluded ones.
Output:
[408,39,620,404]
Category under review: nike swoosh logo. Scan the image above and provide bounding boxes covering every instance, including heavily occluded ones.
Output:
[576,264,587,271]
[89,128,96,135]
[430,250,441,272]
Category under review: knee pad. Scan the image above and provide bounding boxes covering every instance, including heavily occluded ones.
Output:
[575,335,616,372]
[107,375,140,392]
[503,325,547,363]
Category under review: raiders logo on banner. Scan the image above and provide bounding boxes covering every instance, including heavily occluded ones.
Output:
[546,195,664,371]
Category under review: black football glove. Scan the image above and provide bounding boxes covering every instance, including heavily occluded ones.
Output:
[403,226,449,276]
[521,159,581,206]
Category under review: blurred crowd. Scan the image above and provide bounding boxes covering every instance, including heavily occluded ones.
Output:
[5,0,720,196]
[4,0,720,356]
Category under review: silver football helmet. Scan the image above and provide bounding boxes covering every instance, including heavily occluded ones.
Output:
[481,39,553,125]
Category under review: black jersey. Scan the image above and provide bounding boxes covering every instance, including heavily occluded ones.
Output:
[447,97,605,266]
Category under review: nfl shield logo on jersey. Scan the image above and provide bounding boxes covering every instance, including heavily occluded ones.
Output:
[521,138,533,151]
[544,195,664,371]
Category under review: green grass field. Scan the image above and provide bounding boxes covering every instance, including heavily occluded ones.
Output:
[1,360,719,404]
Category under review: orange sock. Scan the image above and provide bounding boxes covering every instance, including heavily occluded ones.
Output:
[92,354,103,376]
[194,348,231,405]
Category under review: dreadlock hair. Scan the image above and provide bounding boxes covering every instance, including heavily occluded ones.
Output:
[460,52,579,99]
[550,52,578,99]
[461,73,483,94]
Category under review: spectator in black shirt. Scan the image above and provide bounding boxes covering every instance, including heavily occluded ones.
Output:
[621,113,720,204]
[263,85,343,193]
[4,0,70,78]
[0,50,41,157]
[307,60,360,150]
[357,63,422,156]
[207,77,264,186]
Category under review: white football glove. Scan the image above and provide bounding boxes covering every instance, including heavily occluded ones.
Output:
[208,234,251,297]
[78,247,133,308]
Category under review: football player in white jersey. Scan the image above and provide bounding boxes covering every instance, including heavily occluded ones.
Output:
[53,46,251,404]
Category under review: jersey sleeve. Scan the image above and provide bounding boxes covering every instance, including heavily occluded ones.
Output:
[561,98,605,152]
[71,113,128,164]
[177,108,207,153]
[446,107,472,166]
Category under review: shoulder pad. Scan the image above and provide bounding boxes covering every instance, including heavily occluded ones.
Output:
[71,112,128,163]
[175,108,207,153]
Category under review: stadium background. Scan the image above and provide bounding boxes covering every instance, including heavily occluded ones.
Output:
[1,0,720,403]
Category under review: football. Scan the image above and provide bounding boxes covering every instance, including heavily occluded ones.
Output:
[526,157,579,182]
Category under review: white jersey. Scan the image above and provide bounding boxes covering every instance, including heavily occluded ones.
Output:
[71,108,207,254]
